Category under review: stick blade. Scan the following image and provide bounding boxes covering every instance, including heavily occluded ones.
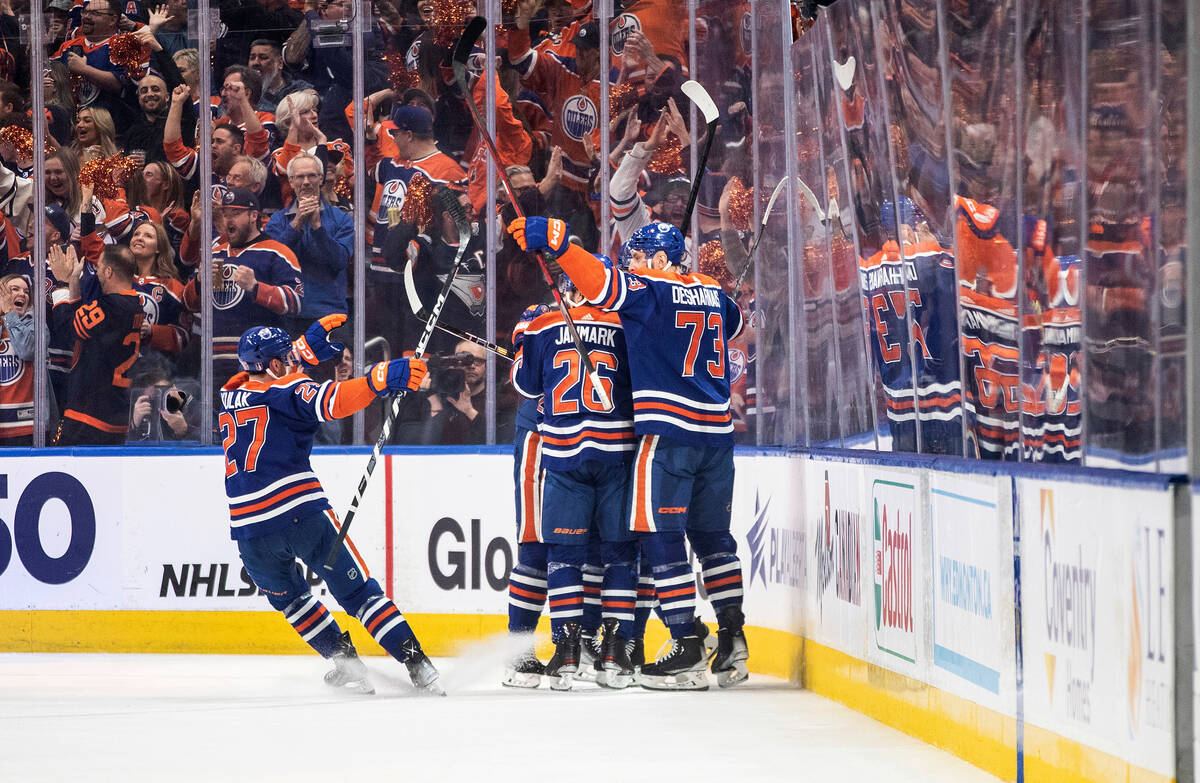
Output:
[681,80,719,124]
[453,16,487,67]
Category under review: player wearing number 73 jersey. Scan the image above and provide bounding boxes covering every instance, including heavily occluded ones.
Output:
[508,217,749,691]
[219,317,443,694]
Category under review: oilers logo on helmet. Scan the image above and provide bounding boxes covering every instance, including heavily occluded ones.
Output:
[610,14,642,55]
[624,221,687,269]
[237,326,292,372]
[561,95,598,142]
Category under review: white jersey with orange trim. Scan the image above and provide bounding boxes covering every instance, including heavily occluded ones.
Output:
[511,305,634,470]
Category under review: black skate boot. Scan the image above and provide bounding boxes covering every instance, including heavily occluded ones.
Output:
[324,631,375,695]
[502,645,545,689]
[545,622,582,691]
[598,618,635,689]
[577,627,602,683]
[628,637,645,685]
[695,617,717,659]
[711,606,749,688]
[401,639,445,696]
[640,634,708,691]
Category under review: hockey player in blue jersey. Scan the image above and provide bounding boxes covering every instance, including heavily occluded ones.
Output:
[511,278,640,690]
[503,306,551,688]
[508,217,749,691]
[221,316,443,695]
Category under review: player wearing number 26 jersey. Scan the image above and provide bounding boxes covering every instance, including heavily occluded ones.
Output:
[507,217,749,691]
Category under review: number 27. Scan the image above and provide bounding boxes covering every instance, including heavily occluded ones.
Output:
[219,407,269,477]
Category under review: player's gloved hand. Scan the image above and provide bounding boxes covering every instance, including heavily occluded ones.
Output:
[511,303,550,350]
[367,357,428,396]
[293,313,347,366]
[507,216,569,253]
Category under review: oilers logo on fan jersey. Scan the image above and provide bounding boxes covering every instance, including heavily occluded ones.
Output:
[561,95,598,142]
[0,337,24,385]
[610,13,641,55]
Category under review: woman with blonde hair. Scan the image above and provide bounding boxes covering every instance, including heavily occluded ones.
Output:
[72,106,120,162]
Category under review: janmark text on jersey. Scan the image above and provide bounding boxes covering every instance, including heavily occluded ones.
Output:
[556,324,616,347]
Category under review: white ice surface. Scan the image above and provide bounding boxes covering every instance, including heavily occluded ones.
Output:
[1,644,1001,782]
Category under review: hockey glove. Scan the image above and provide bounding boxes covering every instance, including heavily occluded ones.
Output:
[367,357,428,397]
[511,303,550,350]
[293,313,347,366]
[507,217,569,254]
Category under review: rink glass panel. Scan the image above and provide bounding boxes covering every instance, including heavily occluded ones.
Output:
[7,1,1187,468]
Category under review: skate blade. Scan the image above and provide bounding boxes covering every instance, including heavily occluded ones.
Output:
[715,661,749,688]
[599,667,633,690]
[332,679,375,695]
[548,672,575,691]
[414,678,446,696]
[639,670,709,691]
[501,671,542,689]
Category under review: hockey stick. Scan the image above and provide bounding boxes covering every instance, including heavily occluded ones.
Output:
[732,176,791,293]
[678,80,719,238]
[323,187,471,570]
[403,253,515,360]
[451,16,613,412]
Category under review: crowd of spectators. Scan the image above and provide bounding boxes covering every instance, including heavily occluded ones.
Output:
[0,0,762,446]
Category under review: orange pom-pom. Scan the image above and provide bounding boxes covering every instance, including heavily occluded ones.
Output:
[400,174,435,230]
[646,135,683,174]
[500,0,518,14]
[108,33,150,78]
[432,0,476,48]
[727,177,755,231]
[80,156,139,199]
[609,82,638,117]
[697,240,735,292]
[0,126,33,159]
[334,173,352,202]
[383,51,421,93]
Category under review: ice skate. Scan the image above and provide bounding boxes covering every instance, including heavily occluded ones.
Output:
[324,631,375,695]
[545,622,582,691]
[695,617,717,659]
[710,607,749,688]
[576,627,601,683]
[502,647,545,689]
[598,618,635,689]
[402,640,445,696]
[639,635,709,691]
[628,637,645,685]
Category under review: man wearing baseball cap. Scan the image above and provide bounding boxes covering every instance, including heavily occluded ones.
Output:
[366,103,467,355]
[183,187,304,395]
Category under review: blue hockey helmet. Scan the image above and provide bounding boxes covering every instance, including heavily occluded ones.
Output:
[238,326,292,372]
[624,221,687,270]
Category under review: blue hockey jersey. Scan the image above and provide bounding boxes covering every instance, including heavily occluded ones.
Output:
[555,246,744,447]
[511,306,635,470]
[858,238,962,454]
[220,372,344,540]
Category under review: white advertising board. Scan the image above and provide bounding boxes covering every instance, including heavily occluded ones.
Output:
[864,467,923,675]
[1018,477,1174,778]
[804,458,867,658]
[928,473,1015,715]
[731,454,804,635]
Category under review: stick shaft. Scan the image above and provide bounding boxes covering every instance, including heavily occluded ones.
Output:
[679,121,717,238]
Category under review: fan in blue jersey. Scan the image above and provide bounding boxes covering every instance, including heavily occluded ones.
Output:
[508,216,749,691]
[511,280,641,690]
[220,317,444,695]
